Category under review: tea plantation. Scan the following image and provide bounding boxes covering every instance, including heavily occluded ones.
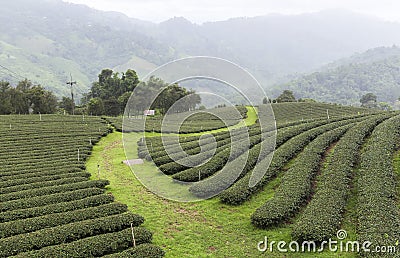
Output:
[0,115,164,257]
[1,102,398,257]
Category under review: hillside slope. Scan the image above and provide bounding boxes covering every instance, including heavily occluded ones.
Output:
[2,1,400,100]
[280,46,400,105]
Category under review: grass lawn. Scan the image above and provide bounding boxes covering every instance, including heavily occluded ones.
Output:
[86,130,356,257]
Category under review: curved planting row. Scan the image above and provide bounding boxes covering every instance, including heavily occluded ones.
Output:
[12,228,154,258]
[110,105,248,133]
[291,114,392,241]
[143,114,368,182]
[138,113,366,161]
[157,129,262,175]
[0,188,106,213]
[0,115,164,257]
[0,202,129,238]
[138,126,257,160]
[251,123,352,228]
[0,194,115,223]
[272,102,377,123]
[187,116,364,198]
[218,115,369,205]
[0,176,90,194]
[151,127,258,166]
[189,134,275,198]
[356,114,400,257]
[102,244,165,258]
[0,180,110,202]
[172,133,263,182]
[0,171,91,189]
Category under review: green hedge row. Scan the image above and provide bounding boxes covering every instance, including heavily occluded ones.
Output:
[0,171,90,189]
[0,213,144,257]
[0,166,84,179]
[1,151,92,166]
[12,227,153,258]
[1,158,87,175]
[0,180,109,202]
[157,135,244,175]
[171,133,263,182]
[0,202,129,238]
[139,126,254,160]
[219,116,368,205]
[189,135,275,198]
[138,116,333,160]
[0,188,105,212]
[356,115,400,257]
[0,194,114,223]
[103,244,165,258]
[187,115,369,197]
[122,106,247,133]
[150,131,246,165]
[150,128,257,165]
[291,114,390,241]
[0,176,89,195]
[251,124,352,228]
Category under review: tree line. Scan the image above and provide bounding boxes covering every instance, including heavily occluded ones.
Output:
[0,79,58,114]
[0,68,201,116]
[81,69,201,116]
[263,90,394,110]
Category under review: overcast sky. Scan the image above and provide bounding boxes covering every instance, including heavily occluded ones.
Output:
[63,0,400,23]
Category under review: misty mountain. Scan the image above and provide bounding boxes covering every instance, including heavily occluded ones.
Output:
[280,46,400,105]
[1,0,400,104]
[153,10,400,82]
[0,0,176,98]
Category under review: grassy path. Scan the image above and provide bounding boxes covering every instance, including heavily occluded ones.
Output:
[86,130,356,257]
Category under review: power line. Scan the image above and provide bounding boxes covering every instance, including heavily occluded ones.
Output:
[0,63,26,81]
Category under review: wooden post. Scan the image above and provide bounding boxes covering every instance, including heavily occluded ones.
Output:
[131,223,136,248]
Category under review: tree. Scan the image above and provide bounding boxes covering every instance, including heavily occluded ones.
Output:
[378,102,392,111]
[103,97,120,116]
[28,85,58,114]
[13,79,32,114]
[84,69,140,116]
[59,97,74,114]
[298,98,316,103]
[0,81,12,114]
[276,90,296,103]
[360,93,377,108]
[87,97,105,116]
[262,97,271,104]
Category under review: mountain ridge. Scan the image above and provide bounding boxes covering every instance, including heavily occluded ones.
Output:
[1,0,400,105]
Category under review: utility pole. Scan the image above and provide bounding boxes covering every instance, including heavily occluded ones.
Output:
[66,74,77,115]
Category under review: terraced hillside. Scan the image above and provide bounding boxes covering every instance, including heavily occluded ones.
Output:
[1,103,397,257]
[107,102,374,133]
[106,106,249,133]
[130,103,400,257]
[0,115,164,257]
